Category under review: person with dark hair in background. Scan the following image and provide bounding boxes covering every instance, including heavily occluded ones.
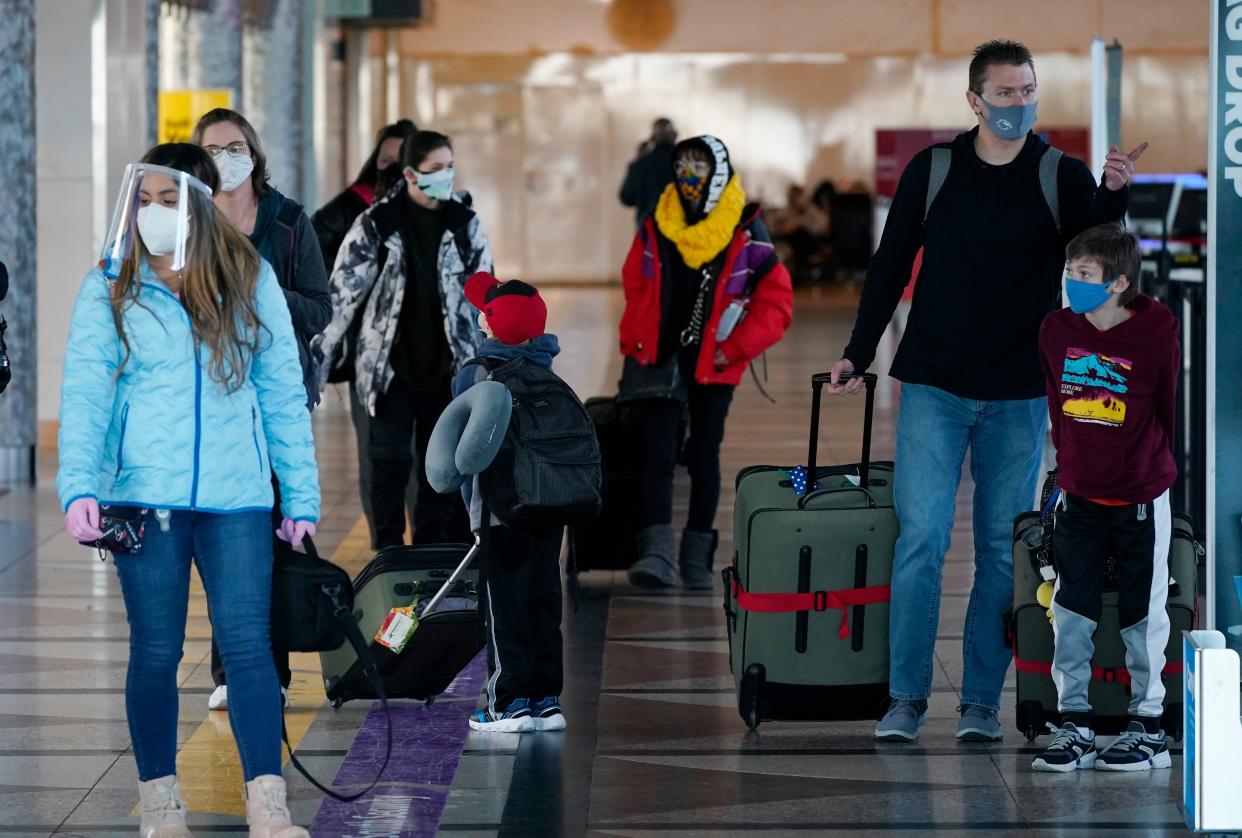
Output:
[620,135,793,589]
[59,143,317,837]
[826,39,1147,744]
[620,118,678,227]
[313,119,417,272]
[314,130,492,548]
[190,108,331,715]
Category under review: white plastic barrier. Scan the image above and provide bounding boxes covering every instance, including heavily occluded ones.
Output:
[1183,630,1242,832]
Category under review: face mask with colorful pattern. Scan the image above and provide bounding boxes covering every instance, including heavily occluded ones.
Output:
[677,172,706,202]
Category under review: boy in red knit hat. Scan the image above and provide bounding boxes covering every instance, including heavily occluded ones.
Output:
[453,271,570,733]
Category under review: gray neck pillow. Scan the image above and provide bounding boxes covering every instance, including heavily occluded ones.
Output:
[425,379,512,494]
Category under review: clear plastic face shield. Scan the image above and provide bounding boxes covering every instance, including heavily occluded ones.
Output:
[99,163,215,278]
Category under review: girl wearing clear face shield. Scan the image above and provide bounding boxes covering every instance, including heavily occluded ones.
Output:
[57,143,318,838]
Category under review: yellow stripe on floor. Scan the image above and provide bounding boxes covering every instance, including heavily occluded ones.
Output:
[134,516,373,816]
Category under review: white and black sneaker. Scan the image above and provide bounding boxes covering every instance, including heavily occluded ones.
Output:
[1031,722,1097,773]
[1095,721,1171,772]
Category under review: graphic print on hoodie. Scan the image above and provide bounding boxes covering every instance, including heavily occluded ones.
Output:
[1059,347,1131,427]
[1038,294,1180,503]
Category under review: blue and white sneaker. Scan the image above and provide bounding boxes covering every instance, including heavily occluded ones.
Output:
[1095,721,1171,772]
[469,698,535,733]
[1031,722,1097,773]
[531,696,567,732]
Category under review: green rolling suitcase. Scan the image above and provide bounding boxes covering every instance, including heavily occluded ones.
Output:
[723,372,898,730]
[1009,486,1203,741]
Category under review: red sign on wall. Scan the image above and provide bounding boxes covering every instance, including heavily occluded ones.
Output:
[875,127,1090,299]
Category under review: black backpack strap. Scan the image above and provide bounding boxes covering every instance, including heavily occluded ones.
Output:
[281,538,393,802]
[275,199,304,266]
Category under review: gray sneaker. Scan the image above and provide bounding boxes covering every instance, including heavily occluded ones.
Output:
[956,703,1003,742]
[875,699,928,742]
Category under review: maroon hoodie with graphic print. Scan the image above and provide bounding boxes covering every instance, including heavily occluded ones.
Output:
[1037,294,1180,504]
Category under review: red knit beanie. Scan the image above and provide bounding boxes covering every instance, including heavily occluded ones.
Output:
[464,271,547,345]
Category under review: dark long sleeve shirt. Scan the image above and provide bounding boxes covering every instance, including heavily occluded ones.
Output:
[842,128,1130,401]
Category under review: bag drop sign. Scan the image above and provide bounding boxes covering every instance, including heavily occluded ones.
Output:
[1221,0,1242,196]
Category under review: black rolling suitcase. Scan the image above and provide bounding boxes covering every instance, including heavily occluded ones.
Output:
[567,396,645,572]
[319,543,483,708]
[1009,475,1204,741]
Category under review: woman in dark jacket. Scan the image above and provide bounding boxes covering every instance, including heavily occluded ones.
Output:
[192,108,331,713]
[313,119,417,272]
[619,135,794,590]
[314,131,491,549]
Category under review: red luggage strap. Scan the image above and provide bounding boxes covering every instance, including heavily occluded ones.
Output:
[1012,656,1184,686]
[730,577,891,639]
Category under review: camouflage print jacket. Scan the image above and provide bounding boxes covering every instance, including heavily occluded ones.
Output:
[313,189,491,416]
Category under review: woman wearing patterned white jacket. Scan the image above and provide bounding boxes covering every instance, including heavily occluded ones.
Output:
[314,130,491,548]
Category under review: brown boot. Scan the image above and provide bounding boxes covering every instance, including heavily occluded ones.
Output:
[244,775,308,838]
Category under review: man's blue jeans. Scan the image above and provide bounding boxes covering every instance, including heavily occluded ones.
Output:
[114,510,282,781]
[889,383,1046,711]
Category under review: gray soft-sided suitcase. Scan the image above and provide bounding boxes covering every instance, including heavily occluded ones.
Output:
[723,372,898,730]
[1010,503,1202,740]
[319,543,483,708]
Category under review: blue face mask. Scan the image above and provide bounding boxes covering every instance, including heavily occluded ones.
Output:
[980,96,1038,140]
[1065,278,1116,314]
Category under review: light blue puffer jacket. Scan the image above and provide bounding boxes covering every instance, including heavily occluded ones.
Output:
[56,259,320,521]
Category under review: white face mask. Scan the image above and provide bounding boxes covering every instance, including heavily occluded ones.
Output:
[137,204,189,257]
[411,167,455,201]
[216,151,255,193]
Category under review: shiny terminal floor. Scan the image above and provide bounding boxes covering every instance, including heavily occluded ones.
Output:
[0,286,1191,837]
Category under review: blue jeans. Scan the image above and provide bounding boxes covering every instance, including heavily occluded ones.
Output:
[114,510,282,781]
[889,383,1046,710]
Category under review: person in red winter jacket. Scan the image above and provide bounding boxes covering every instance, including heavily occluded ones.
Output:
[618,134,793,590]
[1032,223,1180,774]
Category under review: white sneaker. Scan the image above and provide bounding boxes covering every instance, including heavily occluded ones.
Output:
[138,775,194,837]
[210,685,285,711]
[244,775,308,838]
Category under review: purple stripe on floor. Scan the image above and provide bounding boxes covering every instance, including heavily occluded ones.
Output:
[309,651,487,838]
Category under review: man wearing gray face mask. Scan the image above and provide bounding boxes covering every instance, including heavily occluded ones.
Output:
[825,39,1148,745]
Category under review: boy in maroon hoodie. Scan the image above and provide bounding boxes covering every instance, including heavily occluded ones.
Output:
[1031,223,1180,774]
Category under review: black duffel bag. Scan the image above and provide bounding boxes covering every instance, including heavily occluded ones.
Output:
[271,536,353,653]
[270,536,394,803]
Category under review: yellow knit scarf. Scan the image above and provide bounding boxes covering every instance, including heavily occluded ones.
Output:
[654,175,746,269]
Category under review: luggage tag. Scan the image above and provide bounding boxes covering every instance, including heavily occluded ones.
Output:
[375,597,421,654]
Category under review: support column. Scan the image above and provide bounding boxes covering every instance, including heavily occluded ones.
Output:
[1208,0,1242,649]
[190,0,242,111]
[0,0,36,484]
[244,0,305,199]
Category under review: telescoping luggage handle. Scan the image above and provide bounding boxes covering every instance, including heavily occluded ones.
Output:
[423,534,482,615]
[807,372,878,493]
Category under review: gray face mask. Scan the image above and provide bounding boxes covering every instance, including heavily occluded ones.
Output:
[979,96,1038,141]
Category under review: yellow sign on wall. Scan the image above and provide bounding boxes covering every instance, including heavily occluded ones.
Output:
[158,90,234,144]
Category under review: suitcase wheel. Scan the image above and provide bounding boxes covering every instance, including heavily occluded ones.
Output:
[425,695,437,707]
[331,697,344,711]
[1017,700,1043,742]
[739,664,765,731]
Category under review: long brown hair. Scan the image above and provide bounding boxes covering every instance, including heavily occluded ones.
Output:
[190,108,271,196]
[110,143,263,392]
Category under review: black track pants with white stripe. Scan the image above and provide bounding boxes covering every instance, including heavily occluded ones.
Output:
[479,525,565,715]
[1051,490,1172,721]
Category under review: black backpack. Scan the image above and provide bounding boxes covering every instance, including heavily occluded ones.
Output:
[469,355,603,531]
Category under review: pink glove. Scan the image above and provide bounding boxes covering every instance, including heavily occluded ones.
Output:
[276,518,317,546]
[66,497,104,542]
